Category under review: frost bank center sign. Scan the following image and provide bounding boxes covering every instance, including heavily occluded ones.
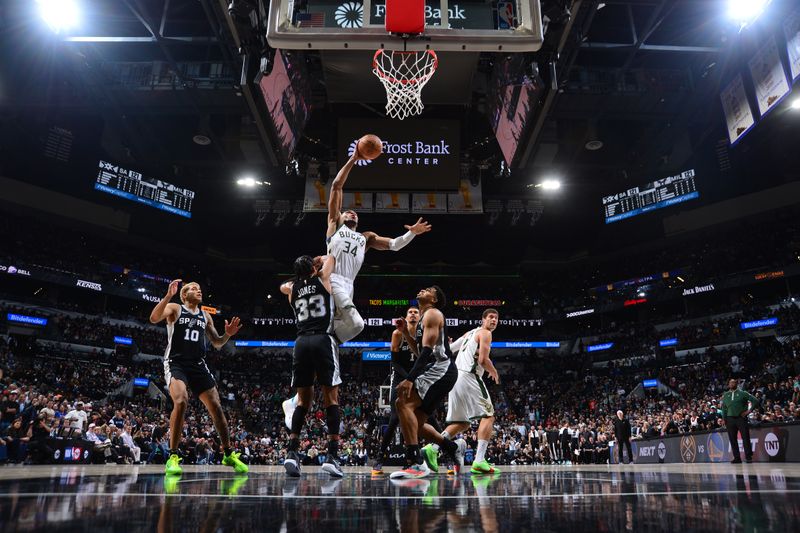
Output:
[305,1,497,29]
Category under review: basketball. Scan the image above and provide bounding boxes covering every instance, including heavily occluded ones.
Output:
[356,134,383,160]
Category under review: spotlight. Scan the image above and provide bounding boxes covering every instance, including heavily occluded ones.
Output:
[727,0,770,26]
[637,291,646,297]
[791,98,800,110]
[527,179,561,190]
[236,177,271,187]
[37,0,80,33]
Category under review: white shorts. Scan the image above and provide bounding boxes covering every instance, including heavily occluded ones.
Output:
[330,273,355,310]
[446,370,494,423]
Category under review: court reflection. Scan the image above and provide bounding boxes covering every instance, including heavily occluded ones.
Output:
[1,467,800,532]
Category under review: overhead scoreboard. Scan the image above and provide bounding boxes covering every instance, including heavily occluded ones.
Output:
[603,169,698,224]
[95,160,195,218]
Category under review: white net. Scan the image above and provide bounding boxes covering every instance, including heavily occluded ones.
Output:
[372,49,438,120]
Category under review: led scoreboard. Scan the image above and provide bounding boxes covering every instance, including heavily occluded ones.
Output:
[603,169,699,224]
[95,160,194,218]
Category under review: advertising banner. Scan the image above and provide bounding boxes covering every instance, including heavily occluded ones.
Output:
[374,192,410,213]
[447,180,483,214]
[412,193,448,213]
[338,119,460,191]
[610,424,800,464]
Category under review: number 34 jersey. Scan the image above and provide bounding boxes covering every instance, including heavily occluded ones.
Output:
[165,305,208,361]
[291,276,335,336]
[326,224,366,281]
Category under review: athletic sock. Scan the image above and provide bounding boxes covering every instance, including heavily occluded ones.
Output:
[290,405,309,436]
[288,437,300,452]
[405,444,421,466]
[475,440,489,463]
[440,437,457,456]
[328,439,339,460]
[169,449,178,456]
[430,443,440,453]
[224,447,232,457]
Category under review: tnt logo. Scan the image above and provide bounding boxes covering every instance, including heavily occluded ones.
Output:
[764,432,780,457]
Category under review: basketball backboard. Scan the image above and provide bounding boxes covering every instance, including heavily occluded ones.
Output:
[268,0,544,52]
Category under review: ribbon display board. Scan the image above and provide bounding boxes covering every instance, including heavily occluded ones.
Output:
[610,424,800,464]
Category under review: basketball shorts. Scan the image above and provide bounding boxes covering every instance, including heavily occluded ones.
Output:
[164,358,216,396]
[292,333,342,388]
[446,370,494,423]
[414,358,457,415]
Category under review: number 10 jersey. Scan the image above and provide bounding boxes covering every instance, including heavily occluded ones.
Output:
[291,276,335,336]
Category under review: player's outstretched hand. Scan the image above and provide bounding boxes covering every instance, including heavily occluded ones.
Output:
[487,368,500,384]
[166,279,182,298]
[405,218,432,235]
[224,317,242,337]
[394,318,406,331]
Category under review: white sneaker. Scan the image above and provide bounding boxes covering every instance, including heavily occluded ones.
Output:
[321,457,344,478]
[453,439,466,475]
[282,396,297,430]
[390,460,432,479]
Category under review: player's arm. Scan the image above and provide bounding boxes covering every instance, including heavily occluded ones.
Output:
[398,309,444,398]
[363,218,432,251]
[317,255,336,294]
[394,318,419,355]
[449,332,469,354]
[327,154,360,235]
[149,279,182,324]
[476,329,500,383]
[279,280,294,297]
[389,330,410,380]
[205,312,242,349]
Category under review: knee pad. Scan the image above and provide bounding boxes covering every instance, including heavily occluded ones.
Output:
[325,405,341,436]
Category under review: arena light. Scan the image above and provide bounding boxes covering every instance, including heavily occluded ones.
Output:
[236,177,270,187]
[37,0,80,33]
[791,98,800,110]
[727,0,770,27]
[528,179,561,191]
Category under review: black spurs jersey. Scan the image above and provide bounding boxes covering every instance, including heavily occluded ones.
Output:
[393,333,416,373]
[291,276,335,336]
[166,305,208,361]
[415,311,453,363]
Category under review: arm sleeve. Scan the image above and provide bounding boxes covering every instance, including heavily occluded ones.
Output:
[388,231,416,251]
[390,352,409,380]
[406,346,434,382]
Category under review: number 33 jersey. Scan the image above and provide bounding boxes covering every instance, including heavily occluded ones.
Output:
[165,305,208,361]
[291,276,336,336]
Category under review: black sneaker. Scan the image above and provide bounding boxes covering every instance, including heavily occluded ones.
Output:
[731,458,742,464]
[322,456,344,478]
[284,451,301,478]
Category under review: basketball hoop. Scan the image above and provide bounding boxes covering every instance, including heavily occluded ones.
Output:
[372,49,438,120]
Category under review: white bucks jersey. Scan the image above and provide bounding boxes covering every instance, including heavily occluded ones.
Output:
[455,328,484,376]
[326,224,366,281]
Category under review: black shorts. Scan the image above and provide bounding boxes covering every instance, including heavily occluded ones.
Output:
[292,334,341,388]
[415,359,457,416]
[164,358,216,396]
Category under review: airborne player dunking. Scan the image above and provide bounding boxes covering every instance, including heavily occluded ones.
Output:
[149,280,248,476]
[283,150,432,428]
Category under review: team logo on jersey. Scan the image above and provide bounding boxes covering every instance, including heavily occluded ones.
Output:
[348,140,374,166]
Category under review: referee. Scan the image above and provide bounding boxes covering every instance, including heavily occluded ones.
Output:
[721,378,761,464]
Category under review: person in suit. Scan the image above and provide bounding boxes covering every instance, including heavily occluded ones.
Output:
[613,410,634,464]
